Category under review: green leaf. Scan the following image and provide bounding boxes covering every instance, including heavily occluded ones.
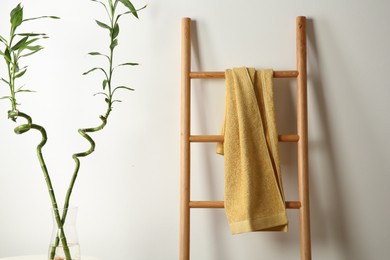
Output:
[93,92,109,98]
[118,62,139,67]
[23,16,60,22]
[25,45,44,51]
[16,89,35,93]
[4,48,12,63]
[82,67,108,79]
[88,51,109,60]
[15,38,41,52]
[112,23,120,39]
[16,33,47,37]
[95,20,111,30]
[112,86,134,95]
[0,96,13,101]
[115,5,146,24]
[102,79,108,89]
[137,4,148,13]
[15,68,27,78]
[25,37,40,45]
[112,62,139,73]
[118,0,139,18]
[13,55,20,71]
[91,0,110,16]
[11,36,29,51]
[112,99,123,104]
[110,39,118,49]
[91,0,107,8]
[88,51,104,56]
[1,78,10,85]
[10,4,24,32]
[0,35,8,45]
[20,48,43,58]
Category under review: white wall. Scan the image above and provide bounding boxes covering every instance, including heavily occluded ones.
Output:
[1,0,389,259]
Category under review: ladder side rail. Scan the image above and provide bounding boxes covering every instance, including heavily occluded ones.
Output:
[296,16,312,260]
[180,17,192,260]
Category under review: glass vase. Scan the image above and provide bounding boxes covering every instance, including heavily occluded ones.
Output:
[48,207,81,260]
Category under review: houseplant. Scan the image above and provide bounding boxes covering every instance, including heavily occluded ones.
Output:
[0,1,146,259]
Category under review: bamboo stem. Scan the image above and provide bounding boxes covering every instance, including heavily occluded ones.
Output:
[51,1,116,255]
[12,112,72,260]
[67,115,107,208]
[49,115,108,259]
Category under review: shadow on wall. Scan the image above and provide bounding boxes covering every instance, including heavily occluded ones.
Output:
[306,18,367,260]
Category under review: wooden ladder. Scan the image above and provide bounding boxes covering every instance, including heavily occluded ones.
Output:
[180,16,311,260]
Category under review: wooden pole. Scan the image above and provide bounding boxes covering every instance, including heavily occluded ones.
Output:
[189,200,302,209]
[189,70,298,79]
[180,17,191,260]
[189,134,299,143]
[296,16,312,260]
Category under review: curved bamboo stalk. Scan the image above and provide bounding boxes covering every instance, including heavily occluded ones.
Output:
[67,115,107,210]
[49,115,108,259]
[12,111,72,260]
[51,1,116,254]
[49,0,143,256]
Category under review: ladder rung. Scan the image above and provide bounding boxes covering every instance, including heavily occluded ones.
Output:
[189,70,299,79]
[189,201,301,209]
[189,134,299,143]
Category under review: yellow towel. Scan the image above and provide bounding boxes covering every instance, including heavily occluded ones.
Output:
[217,67,288,234]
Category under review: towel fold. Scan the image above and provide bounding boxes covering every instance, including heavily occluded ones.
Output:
[217,67,288,234]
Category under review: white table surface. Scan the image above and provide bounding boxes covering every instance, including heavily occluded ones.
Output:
[0,256,99,260]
